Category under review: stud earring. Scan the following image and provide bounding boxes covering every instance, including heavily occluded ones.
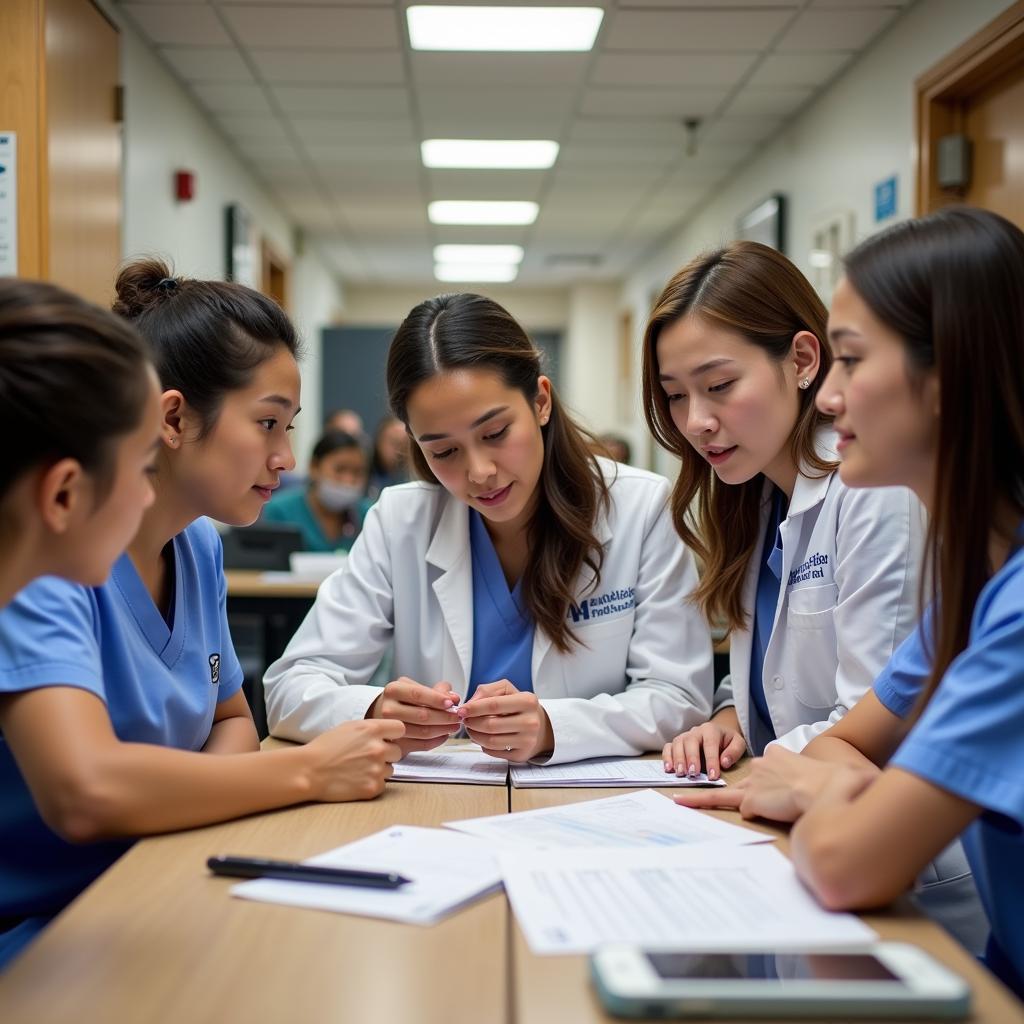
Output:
[798,378,811,390]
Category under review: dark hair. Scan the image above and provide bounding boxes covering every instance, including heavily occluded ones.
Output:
[843,206,1024,705]
[0,277,152,506]
[642,241,836,633]
[370,415,406,477]
[311,430,366,465]
[112,258,299,437]
[387,292,610,653]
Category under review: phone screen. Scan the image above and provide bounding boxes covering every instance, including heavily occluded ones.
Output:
[646,953,900,984]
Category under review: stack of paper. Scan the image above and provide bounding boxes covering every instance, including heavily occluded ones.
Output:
[391,748,508,785]
[446,789,768,849]
[500,843,879,955]
[231,825,501,925]
[511,757,725,788]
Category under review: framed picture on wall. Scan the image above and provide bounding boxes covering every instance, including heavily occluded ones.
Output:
[809,209,856,304]
[225,203,258,288]
[736,194,786,253]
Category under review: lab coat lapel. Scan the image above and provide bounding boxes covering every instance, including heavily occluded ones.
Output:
[531,504,614,689]
[427,496,473,692]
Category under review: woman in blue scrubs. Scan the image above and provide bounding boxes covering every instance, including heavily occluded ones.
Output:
[681,207,1024,998]
[0,261,402,970]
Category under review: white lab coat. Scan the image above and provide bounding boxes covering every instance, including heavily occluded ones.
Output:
[715,430,926,753]
[264,458,713,763]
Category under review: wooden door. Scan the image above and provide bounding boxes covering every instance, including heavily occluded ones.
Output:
[46,0,121,305]
[916,2,1024,226]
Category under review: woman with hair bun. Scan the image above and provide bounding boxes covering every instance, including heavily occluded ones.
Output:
[265,292,713,765]
[0,262,402,970]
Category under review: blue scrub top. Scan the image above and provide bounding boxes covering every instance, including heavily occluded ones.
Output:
[0,519,244,969]
[748,488,787,755]
[873,542,1024,999]
[467,510,534,700]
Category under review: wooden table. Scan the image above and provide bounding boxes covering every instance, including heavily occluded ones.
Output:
[2,752,1021,1023]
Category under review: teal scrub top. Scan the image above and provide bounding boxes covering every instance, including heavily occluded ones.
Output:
[262,487,371,553]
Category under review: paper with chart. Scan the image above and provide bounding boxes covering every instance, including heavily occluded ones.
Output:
[511,757,725,788]
[501,843,879,955]
[231,825,501,925]
[391,748,508,785]
[445,789,769,849]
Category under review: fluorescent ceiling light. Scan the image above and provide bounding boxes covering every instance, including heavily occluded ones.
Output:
[435,263,519,283]
[422,139,559,169]
[408,6,603,52]
[434,244,524,264]
[428,201,538,225]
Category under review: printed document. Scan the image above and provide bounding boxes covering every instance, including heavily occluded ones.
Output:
[392,748,508,785]
[445,789,769,849]
[501,844,879,955]
[511,757,725,788]
[231,825,501,925]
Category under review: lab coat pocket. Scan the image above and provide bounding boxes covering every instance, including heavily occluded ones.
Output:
[568,613,634,698]
[786,584,839,709]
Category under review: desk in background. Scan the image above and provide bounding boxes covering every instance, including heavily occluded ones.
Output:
[2,749,1020,1024]
[225,570,320,737]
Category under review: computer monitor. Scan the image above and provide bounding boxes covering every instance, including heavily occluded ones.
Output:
[221,523,304,571]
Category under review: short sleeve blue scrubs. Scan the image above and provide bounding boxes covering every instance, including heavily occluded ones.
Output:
[0,518,244,969]
[467,510,534,700]
[873,544,1024,998]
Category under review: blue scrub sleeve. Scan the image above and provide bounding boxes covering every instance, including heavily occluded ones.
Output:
[872,609,934,719]
[213,533,245,702]
[0,577,105,698]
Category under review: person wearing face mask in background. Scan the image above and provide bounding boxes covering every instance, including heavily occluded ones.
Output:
[262,430,372,552]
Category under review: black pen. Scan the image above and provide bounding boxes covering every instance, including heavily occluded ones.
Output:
[207,855,411,889]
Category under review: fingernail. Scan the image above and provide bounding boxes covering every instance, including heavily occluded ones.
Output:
[708,769,718,780]
[721,756,731,768]
[664,761,672,772]
[444,699,453,708]
[688,763,697,776]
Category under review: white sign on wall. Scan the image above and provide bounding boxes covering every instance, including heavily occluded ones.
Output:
[0,132,17,276]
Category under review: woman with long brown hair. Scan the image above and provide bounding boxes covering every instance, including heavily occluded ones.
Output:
[677,208,1024,996]
[265,292,713,763]
[643,241,985,952]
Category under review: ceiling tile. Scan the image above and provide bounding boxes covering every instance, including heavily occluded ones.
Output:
[775,7,900,51]
[411,52,588,88]
[724,86,814,117]
[603,9,795,52]
[702,116,783,145]
[290,118,416,143]
[579,87,728,119]
[122,5,231,46]
[249,49,405,85]
[590,52,756,88]
[417,87,575,121]
[419,115,565,139]
[216,112,292,141]
[159,46,253,83]
[746,51,854,87]
[272,85,410,116]
[220,6,398,49]
[426,170,546,201]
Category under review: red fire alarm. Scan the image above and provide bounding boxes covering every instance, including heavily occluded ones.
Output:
[174,170,195,202]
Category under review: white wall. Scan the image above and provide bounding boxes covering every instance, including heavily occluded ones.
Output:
[562,283,622,434]
[621,0,1011,472]
[97,3,346,469]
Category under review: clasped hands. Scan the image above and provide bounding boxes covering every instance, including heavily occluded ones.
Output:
[367,676,553,762]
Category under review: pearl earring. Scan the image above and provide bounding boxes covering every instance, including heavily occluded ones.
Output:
[798,378,811,390]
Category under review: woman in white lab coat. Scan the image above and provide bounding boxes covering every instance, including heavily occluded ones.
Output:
[642,240,986,953]
[265,293,713,765]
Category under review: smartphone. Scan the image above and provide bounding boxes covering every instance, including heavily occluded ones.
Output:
[590,943,971,1019]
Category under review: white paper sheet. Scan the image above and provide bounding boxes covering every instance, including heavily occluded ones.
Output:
[391,748,509,785]
[230,825,501,925]
[501,844,879,955]
[445,789,770,849]
[511,757,725,788]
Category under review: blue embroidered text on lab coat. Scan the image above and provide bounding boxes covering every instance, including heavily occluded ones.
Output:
[568,586,636,622]
[788,553,829,586]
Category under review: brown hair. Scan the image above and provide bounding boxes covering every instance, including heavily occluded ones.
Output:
[387,292,610,653]
[641,241,836,633]
[0,277,152,506]
[843,207,1024,704]
[113,258,299,437]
